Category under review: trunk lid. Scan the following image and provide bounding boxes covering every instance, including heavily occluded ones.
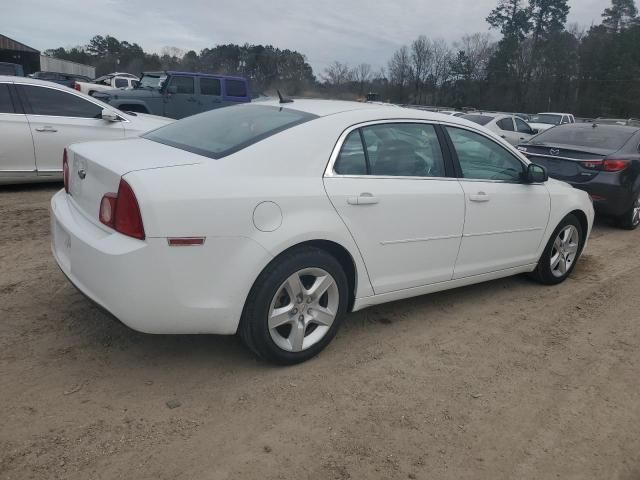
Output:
[521,143,615,183]
[66,137,202,224]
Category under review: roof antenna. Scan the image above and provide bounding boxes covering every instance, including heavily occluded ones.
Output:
[277,89,294,104]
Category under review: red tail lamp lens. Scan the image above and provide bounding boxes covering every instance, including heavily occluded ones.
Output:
[99,179,145,240]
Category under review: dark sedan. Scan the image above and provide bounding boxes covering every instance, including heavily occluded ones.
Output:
[518,123,640,229]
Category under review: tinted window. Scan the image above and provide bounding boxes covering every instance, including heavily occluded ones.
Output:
[0,84,15,113]
[447,127,524,182]
[168,76,194,94]
[334,131,367,175]
[114,78,128,88]
[531,114,562,126]
[361,123,445,177]
[200,77,221,96]
[225,79,247,97]
[461,114,494,126]
[531,125,637,151]
[515,118,531,133]
[497,118,514,131]
[144,105,317,159]
[21,85,102,118]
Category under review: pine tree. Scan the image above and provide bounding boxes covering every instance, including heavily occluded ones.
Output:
[529,0,570,43]
[487,0,532,40]
[602,0,639,32]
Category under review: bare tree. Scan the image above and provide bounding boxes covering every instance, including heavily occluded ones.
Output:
[352,63,373,95]
[388,45,411,102]
[321,61,352,86]
[410,36,433,104]
[430,39,453,105]
[453,33,495,81]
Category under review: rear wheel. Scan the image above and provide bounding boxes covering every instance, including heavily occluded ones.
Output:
[239,247,349,364]
[616,193,640,230]
[531,214,583,285]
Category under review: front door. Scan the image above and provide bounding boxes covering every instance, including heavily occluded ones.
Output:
[443,126,551,279]
[163,76,200,119]
[17,84,124,173]
[0,82,35,173]
[324,122,465,294]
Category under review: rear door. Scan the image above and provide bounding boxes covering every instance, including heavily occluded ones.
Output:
[197,76,223,112]
[514,117,534,144]
[163,75,200,118]
[444,126,550,278]
[496,117,519,145]
[0,82,35,173]
[17,83,125,174]
[324,121,465,294]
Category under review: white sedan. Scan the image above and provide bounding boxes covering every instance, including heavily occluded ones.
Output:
[0,75,172,184]
[461,112,538,145]
[51,100,594,364]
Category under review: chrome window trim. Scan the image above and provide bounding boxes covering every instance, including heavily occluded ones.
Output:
[11,81,130,123]
[324,118,450,180]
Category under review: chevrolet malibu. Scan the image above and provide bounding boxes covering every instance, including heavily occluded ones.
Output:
[51,99,594,364]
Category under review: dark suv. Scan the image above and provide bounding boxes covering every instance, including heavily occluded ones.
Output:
[93,71,251,119]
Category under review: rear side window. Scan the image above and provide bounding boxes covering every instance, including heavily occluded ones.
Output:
[144,105,317,159]
[497,118,514,131]
[20,85,102,118]
[114,78,128,88]
[225,79,247,97]
[200,77,221,96]
[461,114,493,126]
[0,84,15,113]
[168,76,194,94]
[334,131,367,175]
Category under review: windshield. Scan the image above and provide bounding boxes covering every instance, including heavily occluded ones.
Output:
[461,114,494,126]
[531,126,637,151]
[138,74,167,89]
[144,105,318,159]
[531,114,562,125]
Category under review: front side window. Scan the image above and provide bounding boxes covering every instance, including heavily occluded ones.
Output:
[114,78,128,88]
[21,85,102,118]
[497,118,514,131]
[0,84,15,113]
[168,76,194,94]
[144,105,317,159]
[515,118,531,133]
[200,77,221,96]
[447,127,524,182]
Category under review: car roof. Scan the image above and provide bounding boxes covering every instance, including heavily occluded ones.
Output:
[537,112,571,116]
[0,75,75,87]
[141,71,247,81]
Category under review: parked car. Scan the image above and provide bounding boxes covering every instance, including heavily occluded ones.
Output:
[592,117,640,127]
[92,71,251,119]
[438,110,465,117]
[74,72,139,96]
[518,123,640,229]
[529,112,575,132]
[51,99,594,364]
[0,62,24,76]
[461,112,538,145]
[30,71,93,88]
[0,76,173,184]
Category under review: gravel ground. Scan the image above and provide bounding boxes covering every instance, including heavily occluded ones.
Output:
[1,183,639,480]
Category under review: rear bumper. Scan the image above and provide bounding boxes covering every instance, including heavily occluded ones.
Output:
[568,178,635,217]
[50,190,272,334]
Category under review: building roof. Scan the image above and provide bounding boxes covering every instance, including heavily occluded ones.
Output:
[0,34,39,53]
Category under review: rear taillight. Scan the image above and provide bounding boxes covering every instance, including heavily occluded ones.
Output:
[99,179,145,240]
[579,159,630,172]
[63,149,69,193]
[73,82,81,91]
[602,159,630,172]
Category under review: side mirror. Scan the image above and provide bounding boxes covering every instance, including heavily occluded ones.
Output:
[101,109,120,122]
[526,163,548,183]
[530,128,538,135]
[166,85,177,95]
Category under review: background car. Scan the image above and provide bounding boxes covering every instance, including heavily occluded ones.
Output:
[0,75,173,184]
[30,71,93,88]
[74,72,139,96]
[461,112,538,145]
[51,99,593,364]
[92,71,251,118]
[528,112,575,132]
[518,123,640,229]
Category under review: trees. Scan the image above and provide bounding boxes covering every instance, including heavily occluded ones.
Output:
[602,0,638,32]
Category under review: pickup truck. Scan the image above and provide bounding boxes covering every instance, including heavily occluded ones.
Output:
[74,72,139,96]
[92,71,251,119]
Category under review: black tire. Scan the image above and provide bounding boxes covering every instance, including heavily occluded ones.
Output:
[239,246,349,365]
[616,193,640,230]
[530,214,583,285]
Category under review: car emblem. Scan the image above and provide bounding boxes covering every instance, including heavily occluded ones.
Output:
[550,148,560,156]
[77,169,86,179]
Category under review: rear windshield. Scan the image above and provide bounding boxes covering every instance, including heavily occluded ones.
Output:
[461,114,494,126]
[531,126,637,150]
[144,105,318,159]
[530,114,562,125]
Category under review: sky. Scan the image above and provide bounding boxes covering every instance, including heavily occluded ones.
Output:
[2,0,613,74]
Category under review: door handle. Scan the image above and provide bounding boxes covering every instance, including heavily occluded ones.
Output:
[347,193,379,205]
[35,126,57,132]
[469,192,490,202]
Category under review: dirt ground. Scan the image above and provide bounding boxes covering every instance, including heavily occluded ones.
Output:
[1,183,639,480]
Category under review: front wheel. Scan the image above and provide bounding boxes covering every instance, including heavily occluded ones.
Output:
[531,214,583,285]
[239,247,349,365]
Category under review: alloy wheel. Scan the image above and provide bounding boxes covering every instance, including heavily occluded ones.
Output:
[632,195,640,227]
[550,225,580,278]
[268,268,339,352]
